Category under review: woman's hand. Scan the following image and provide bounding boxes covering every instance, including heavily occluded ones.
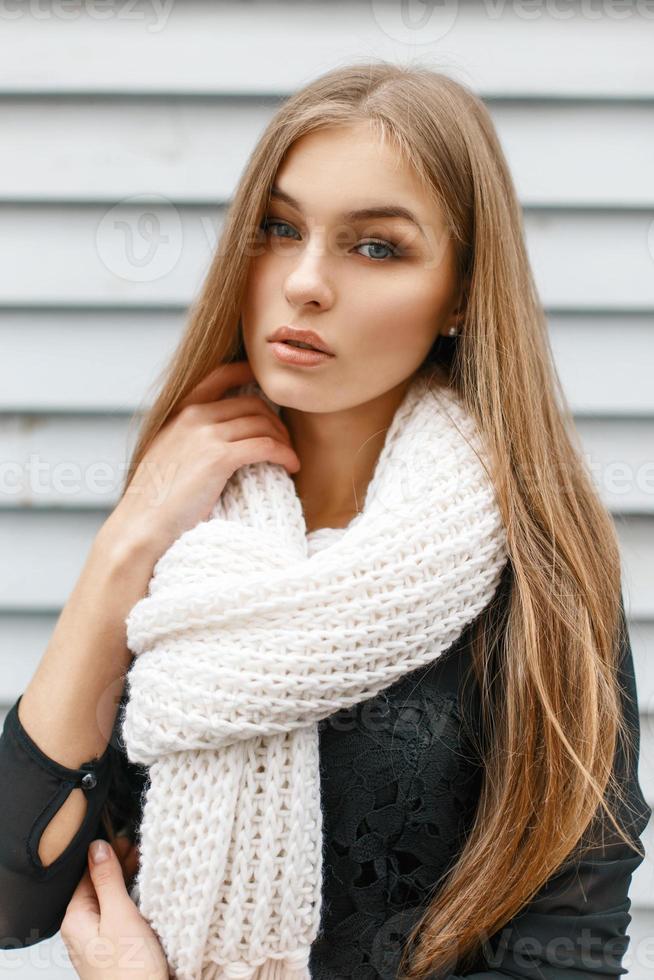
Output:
[61,838,169,980]
[97,359,301,565]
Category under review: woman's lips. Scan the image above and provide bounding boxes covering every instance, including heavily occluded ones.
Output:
[268,341,335,367]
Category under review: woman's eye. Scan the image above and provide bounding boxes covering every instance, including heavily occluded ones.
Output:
[357,240,399,261]
[259,218,400,261]
[260,218,298,239]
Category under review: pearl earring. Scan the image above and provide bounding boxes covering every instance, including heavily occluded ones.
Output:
[447,326,459,336]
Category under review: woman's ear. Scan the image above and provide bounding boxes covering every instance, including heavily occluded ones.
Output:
[446,275,469,335]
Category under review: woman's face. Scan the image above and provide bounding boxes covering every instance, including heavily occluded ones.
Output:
[240,121,461,413]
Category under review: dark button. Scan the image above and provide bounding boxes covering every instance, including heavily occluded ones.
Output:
[81,771,97,789]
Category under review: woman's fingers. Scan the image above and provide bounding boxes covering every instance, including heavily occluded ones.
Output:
[176,359,255,412]
[65,866,100,923]
[60,866,100,957]
[60,839,169,979]
[61,840,129,945]
[84,840,131,919]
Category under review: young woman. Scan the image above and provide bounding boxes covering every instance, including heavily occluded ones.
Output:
[0,62,650,980]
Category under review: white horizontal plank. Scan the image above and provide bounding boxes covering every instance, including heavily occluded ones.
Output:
[0,509,108,611]
[522,210,654,310]
[0,99,271,205]
[573,418,654,515]
[619,516,654,620]
[631,622,654,719]
[0,509,653,615]
[494,102,654,208]
[4,610,653,720]
[0,203,215,306]
[1,205,654,309]
[1,312,653,417]
[1,99,653,208]
[3,609,652,713]
[0,414,137,508]
[548,317,654,416]
[0,613,56,700]
[0,310,182,412]
[0,1,652,98]
[20,614,654,723]
[640,726,654,808]
[2,412,653,515]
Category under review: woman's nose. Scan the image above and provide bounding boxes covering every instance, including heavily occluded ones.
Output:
[283,262,333,310]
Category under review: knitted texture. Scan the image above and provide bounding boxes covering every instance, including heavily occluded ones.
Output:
[120,372,508,980]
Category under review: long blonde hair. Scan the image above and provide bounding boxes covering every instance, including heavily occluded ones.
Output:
[115,62,644,977]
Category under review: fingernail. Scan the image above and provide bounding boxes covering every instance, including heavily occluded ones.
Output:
[90,840,109,863]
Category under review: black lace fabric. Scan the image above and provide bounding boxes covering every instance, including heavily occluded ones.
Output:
[310,657,484,980]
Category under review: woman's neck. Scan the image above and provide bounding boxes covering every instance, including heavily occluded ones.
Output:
[304,506,360,534]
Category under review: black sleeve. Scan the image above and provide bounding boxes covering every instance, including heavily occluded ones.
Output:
[0,692,147,950]
[448,596,652,980]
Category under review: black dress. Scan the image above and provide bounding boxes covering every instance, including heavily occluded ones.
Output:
[0,570,650,979]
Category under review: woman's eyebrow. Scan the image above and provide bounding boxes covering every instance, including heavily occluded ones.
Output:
[269,185,426,238]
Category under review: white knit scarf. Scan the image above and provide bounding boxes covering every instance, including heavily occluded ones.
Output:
[120,371,508,980]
